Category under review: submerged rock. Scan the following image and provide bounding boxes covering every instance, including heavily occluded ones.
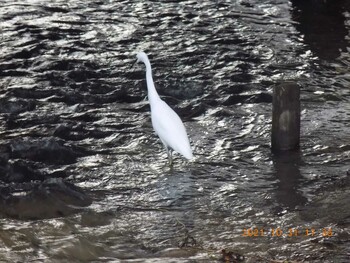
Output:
[0,137,92,219]
[0,98,36,114]
[0,159,47,183]
[0,178,92,220]
[9,137,88,165]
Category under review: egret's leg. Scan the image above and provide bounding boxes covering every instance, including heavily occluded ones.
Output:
[167,148,173,166]
[169,149,173,166]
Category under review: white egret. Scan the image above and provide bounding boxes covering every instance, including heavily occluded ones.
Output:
[134,52,193,164]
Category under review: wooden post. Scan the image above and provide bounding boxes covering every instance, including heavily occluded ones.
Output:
[271,82,300,152]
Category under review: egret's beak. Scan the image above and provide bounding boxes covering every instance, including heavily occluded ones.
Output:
[130,59,138,70]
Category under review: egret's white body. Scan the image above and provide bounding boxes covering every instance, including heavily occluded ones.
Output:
[135,52,193,163]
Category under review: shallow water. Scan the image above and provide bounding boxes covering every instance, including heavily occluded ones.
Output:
[0,0,350,262]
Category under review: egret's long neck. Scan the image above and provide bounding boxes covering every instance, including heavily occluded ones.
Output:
[144,60,160,106]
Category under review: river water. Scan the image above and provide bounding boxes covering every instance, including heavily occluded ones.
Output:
[0,0,349,262]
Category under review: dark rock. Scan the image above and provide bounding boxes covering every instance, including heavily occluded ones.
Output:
[9,137,88,165]
[0,98,36,114]
[0,178,91,220]
[175,103,206,119]
[0,151,68,183]
[1,159,46,183]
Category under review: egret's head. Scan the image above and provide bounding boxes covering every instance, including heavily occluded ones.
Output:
[136,52,148,64]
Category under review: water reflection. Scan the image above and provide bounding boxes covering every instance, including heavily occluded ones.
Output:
[291,0,350,60]
[272,151,307,213]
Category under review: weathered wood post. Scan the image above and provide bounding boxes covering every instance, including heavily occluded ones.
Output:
[271,82,300,152]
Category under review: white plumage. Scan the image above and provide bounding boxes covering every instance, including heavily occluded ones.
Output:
[135,52,193,164]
